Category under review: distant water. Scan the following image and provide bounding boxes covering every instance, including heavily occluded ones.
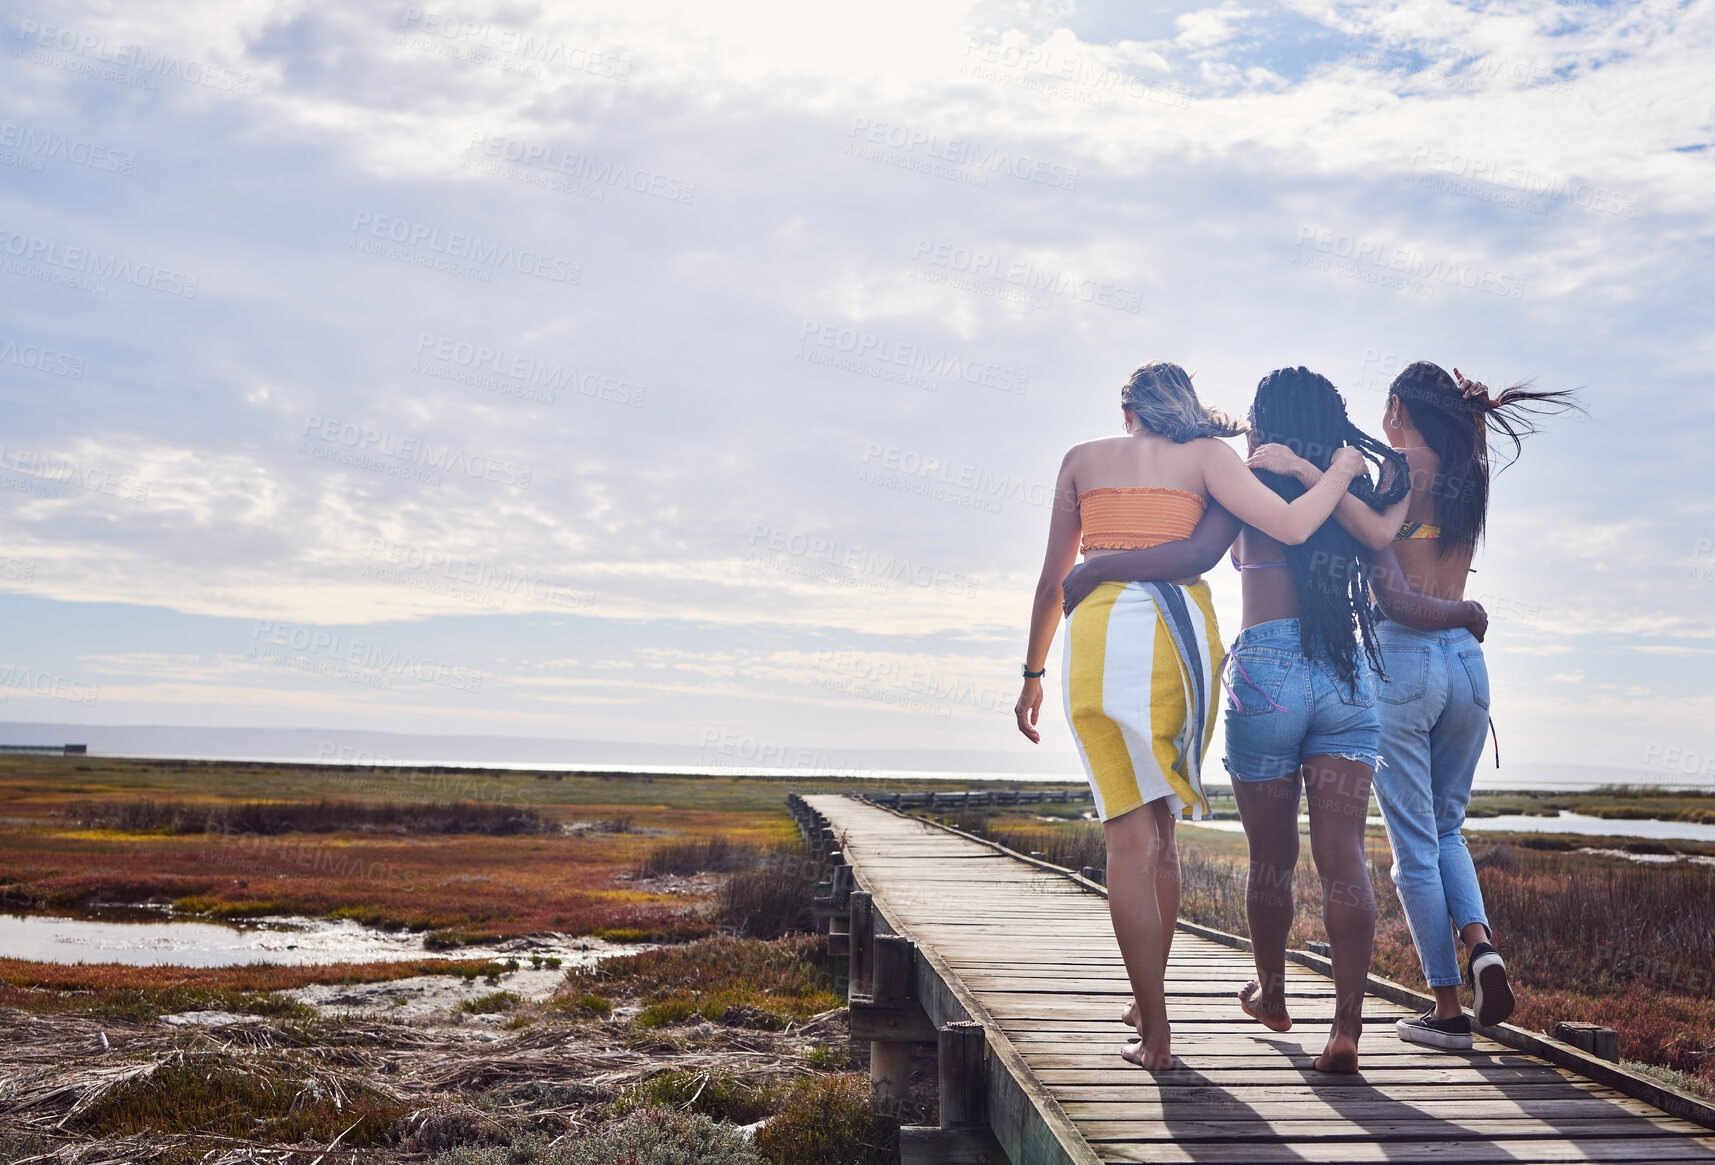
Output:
[1461,811,1715,843]
[1183,810,1715,844]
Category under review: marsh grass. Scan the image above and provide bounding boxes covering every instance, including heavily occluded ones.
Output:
[455,990,521,1015]
[618,1066,782,1124]
[989,821,1107,872]
[425,1111,763,1165]
[636,836,759,877]
[559,935,841,1030]
[550,992,613,1019]
[0,957,496,1019]
[753,1074,895,1165]
[717,844,815,939]
[72,1051,408,1145]
[69,797,550,835]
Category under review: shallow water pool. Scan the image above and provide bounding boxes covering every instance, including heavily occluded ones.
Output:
[0,912,620,968]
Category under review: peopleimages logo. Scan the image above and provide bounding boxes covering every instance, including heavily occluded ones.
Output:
[1293,225,1526,301]
[748,523,978,598]
[347,211,581,286]
[911,238,1143,314]
[300,415,533,488]
[796,321,1028,394]
[860,443,1053,508]
[0,121,134,174]
[250,620,484,693]
[845,118,1078,190]
[14,19,250,93]
[0,227,199,298]
[398,8,631,80]
[0,337,84,378]
[413,333,647,407]
[466,133,696,203]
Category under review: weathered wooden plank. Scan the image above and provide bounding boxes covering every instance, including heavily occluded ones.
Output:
[1096,1138,1715,1163]
[1076,1115,1710,1141]
[1047,1082,1633,1103]
[1032,1066,1606,1088]
[1060,1097,1696,1122]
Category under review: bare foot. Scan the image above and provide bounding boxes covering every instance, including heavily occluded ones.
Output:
[1121,1027,1174,1070]
[1121,998,1137,1028]
[1313,1031,1360,1074]
[1238,980,1292,1032]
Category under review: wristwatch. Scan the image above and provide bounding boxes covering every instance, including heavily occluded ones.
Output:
[1022,664,1046,679]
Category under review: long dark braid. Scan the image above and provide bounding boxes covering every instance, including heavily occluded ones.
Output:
[1249,368,1411,684]
[1389,361,1584,555]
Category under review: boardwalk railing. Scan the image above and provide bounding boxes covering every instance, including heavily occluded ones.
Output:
[791,791,1715,1165]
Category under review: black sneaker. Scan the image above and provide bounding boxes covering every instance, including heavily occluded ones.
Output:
[1396,1009,1473,1050]
[1469,942,1515,1027]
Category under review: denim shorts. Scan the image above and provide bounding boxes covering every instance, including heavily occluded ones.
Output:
[1221,618,1381,782]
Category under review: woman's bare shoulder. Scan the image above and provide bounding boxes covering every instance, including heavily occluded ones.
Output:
[1061,435,1128,463]
[1183,435,1240,462]
[1399,445,1441,491]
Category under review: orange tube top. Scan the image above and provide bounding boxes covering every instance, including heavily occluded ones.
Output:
[1078,487,1206,553]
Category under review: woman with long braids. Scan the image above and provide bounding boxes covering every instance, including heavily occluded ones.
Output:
[1062,366,1416,1074]
[1014,361,1365,1070]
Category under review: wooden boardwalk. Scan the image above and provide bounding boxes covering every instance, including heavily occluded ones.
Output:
[795,793,1715,1165]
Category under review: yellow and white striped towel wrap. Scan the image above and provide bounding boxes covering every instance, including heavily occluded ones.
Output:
[1061,579,1224,822]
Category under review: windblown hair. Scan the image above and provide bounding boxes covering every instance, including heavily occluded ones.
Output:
[1250,367,1411,684]
[1120,361,1244,443]
[1388,362,1584,556]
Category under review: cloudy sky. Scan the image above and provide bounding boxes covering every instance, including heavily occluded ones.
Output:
[2,0,1712,781]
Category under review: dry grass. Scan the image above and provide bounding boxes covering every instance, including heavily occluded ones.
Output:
[68,797,551,835]
[753,1073,896,1165]
[559,935,843,1031]
[71,1050,409,1145]
[0,949,864,1161]
[635,836,759,877]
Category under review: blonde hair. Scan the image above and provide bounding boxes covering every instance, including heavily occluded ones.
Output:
[1120,361,1245,443]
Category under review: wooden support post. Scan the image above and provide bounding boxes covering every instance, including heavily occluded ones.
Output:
[900,1022,1009,1165]
[939,1021,986,1127]
[847,891,873,1000]
[871,1039,912,1111]
[1555,1021,1620,1062]
[867,933,921,1109]
[871,934,914,1003]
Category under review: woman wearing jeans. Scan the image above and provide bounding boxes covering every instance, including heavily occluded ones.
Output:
[1364,363,1580,1046]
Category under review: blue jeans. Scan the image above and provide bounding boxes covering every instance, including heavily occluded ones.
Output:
[1372,621,1492,988]
[1222,618,1381,781]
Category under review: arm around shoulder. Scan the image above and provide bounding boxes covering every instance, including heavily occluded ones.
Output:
[1200,439,1361,546]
